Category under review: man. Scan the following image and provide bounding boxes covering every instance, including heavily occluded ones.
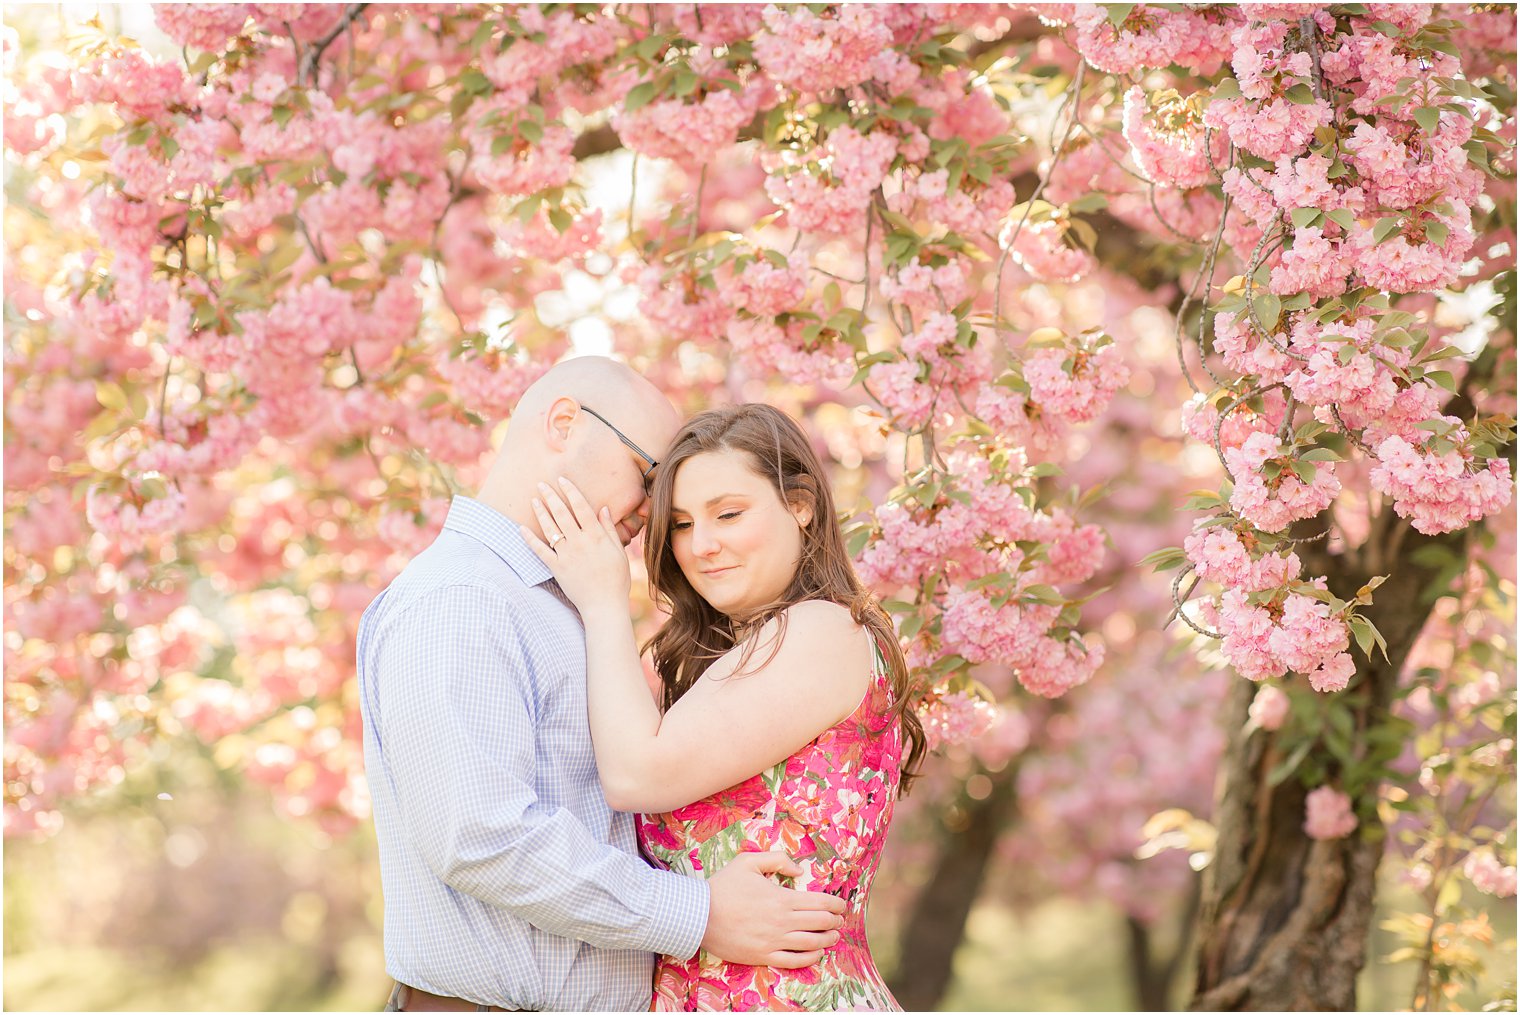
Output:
[358,357,846,1012]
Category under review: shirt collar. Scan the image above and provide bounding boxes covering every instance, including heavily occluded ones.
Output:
[443,495,555,587]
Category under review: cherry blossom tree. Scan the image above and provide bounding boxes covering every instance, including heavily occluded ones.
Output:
[4,4,1514,1010]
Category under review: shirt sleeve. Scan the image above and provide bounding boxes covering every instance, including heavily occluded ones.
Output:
[370,582,709,959]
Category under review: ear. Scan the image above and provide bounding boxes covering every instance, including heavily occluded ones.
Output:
[789,491,814,529]
[544,396,580,451]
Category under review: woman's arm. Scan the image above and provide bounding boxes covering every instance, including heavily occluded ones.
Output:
[524,479,871,813]
[584,599,870,812]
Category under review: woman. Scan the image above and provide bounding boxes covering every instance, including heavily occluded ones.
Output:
[524,403,925,1012]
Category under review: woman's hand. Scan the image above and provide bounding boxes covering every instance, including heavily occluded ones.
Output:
[521,477,633,612]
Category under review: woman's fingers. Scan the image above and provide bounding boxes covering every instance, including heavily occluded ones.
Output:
[535,482,580,535]
[519,525,554,564]
[529,497,564,548]
[554,477,604,533]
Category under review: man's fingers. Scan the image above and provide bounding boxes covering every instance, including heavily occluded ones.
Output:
[781,930,840,951]
[766,949,827,970]
[787,909,844,932]
[735,850,802,879]
[792,889,847,916]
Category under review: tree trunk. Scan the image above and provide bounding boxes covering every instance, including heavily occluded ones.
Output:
[1189,523,1461,1011]
[1126,916,1171,1012]
[1127,872,1201,1011]
[887,762,1019,1011]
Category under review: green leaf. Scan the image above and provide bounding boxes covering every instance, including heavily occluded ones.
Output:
[1138,546,1188,572]
[1413,106,1439,133]
[1373,217,1402,244]
[1425,220,1448,247]
[624,80,659,112]
[81,409,122,443]
[1424,369,1457,392]
[1105,4,1135,27]
[845,525,872,558]
[95,380,128,413]
[1067,192,1109,214]
[1284,83,1317,105]
[1290,207,1322,229]
[460,68,492,96]
[1464,140,1493,174]
[1268,738,1315,787]
[1325,208,1355,232]
[634,32,667,61]
[519,119,543,144]
[449,88,475,122]
[1253,293,1282,331]
[1211,78,1243,103]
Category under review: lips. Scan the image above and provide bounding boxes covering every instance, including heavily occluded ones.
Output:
[701,566,738,577]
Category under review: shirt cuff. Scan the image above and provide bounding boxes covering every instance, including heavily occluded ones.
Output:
[647,868,710,961]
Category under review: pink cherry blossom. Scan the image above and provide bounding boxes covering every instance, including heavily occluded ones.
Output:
[1303,785,1358,840]
[1248,685,1290,731]
[1463,850,1518,898]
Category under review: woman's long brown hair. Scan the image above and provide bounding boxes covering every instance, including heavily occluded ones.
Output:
[643,404,925,795]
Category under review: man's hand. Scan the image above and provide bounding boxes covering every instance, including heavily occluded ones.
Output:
[701,851,847,968]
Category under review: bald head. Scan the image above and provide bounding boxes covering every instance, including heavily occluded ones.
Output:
[480,356,682,545]
[510,356,676,438]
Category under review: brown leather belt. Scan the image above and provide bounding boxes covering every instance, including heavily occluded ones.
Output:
[387,982,513,1012]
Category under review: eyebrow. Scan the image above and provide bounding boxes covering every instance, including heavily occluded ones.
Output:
[670,493,751,514]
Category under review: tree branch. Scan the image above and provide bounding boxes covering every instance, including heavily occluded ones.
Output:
[298,3,371,88]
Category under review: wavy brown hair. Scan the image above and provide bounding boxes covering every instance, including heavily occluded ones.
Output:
[643,403,925,795]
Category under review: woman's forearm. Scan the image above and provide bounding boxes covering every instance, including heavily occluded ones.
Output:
[579,601,664,804]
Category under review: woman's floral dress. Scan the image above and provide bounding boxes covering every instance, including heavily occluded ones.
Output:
[638,637,903,1012]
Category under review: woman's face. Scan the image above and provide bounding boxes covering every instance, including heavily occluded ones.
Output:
[668,449,811,621]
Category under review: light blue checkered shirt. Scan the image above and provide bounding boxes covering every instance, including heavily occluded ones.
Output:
[358,496,709,1011]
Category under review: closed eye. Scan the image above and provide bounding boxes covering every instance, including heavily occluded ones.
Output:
[671,519,692,531]
[718,511,742,521]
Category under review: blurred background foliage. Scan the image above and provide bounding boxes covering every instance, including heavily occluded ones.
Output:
[4,767,1514,1011]
[4,3,1515,1011]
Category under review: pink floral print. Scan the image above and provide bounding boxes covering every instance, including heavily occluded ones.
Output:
[639,640,904,1011]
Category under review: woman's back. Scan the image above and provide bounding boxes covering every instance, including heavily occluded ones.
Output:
[638,636,903,1012]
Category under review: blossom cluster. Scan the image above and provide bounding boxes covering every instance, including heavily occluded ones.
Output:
[1303,785,1358,840]
[3,1,1511,863]
[1369,431,1514,535]
[1204,588,1356,692]
[856,447,1107,703]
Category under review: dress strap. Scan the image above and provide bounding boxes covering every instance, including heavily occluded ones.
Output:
[866,627,892,688]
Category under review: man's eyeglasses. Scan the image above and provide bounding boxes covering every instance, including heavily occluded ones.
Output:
[578,404,659,493]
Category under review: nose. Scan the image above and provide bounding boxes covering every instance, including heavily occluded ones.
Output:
[689,521,720,558]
